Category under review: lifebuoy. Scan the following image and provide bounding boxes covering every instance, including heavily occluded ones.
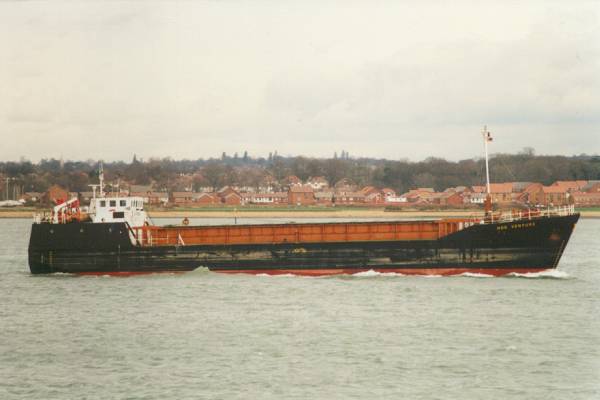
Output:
[182,217,189,226]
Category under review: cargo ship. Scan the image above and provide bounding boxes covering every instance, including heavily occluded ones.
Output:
[28,130,580,276]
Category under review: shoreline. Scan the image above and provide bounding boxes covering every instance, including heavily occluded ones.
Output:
[1,209,599,219]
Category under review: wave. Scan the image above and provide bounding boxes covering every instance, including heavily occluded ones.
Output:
[42,272,76,278]
[506,269,571,279]
[189,266,212,275]
[256,273,297,278]
[457,272,495,278]
[351,269,405,277]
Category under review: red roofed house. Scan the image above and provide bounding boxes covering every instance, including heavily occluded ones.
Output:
[196,193,220,205]
[471,183,514,203]
[543,186,569,205]
[517,183,543,204]
[571,191,600,206]
[551,180,588,192]
[490,183,513,203]
[283,175,302,187]
[307,176,329,191]
[216,186,242,205]
[221,192,242,205]
[360,186,383,204]
[432,191,465,207]
[402,188,436,203]
[582,181,600,193]
[315,191,334,205]
[147,192,169,205]
[382,188,406,203]
[170,192,196,205]
[288,186,315,205]
[335,191,366,205]
[526,185,569,206]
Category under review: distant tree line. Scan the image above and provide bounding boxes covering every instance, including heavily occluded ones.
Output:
[1,150,599,197]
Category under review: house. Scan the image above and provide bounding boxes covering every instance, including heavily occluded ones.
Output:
[551,180,587,192]
[195,193,220,205]
[582,181,600,193]
[147,192,169,205]
[248,192,288,204]
[283,175,302,187]
[446,186,471,194]
[129,184,154,195]
[258,174,278,193]
[130,191,150,204]
[571,191,600,206]
[381,188,406,203]
[20,192,42,203]
[467,192,486,204]
[402,188,436,203]
[170,192,197,205]
[315,191,334,205]
[212,187,241,205]
[307,176,329,191]
[288,186,315,205]
[215,186,243,205]
[511,182,534,194]
[334,178,357,192]
[360,186,383,204]
[221,192,242,205]
[517,183,543,204]
[471,183,513,203]
[432,191,464,207]
[541,186,569,205]
[335,191,366,205]
[217,186,239,198]
[523,185,569,206]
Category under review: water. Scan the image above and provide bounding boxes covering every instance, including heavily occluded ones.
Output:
[1,217,599,400]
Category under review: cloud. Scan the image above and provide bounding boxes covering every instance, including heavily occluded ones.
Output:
[0,1,598,161]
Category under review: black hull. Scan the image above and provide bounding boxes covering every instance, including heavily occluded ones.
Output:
[28,214,579,276]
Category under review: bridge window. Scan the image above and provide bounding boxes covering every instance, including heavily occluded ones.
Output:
[100,200,106,207]
[113,211,125,218]
[109,200,116,207]
[120,200,127,207]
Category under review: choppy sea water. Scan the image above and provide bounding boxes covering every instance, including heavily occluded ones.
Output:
[1,217,599,400]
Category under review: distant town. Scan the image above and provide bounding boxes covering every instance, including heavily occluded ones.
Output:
[1,151,599,209]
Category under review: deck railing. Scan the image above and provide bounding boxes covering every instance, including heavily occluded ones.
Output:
[480,204,576,224]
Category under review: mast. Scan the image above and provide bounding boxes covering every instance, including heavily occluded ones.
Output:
[482,125,492,195]
[98,161,105,198]
[482,126,493,214]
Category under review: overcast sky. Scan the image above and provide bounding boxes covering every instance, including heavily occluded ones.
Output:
[1,1,599,162]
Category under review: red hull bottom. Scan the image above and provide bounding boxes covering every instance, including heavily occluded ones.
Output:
[76,267,549,277]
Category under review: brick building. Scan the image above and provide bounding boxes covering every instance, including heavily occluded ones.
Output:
[288,186,315,205]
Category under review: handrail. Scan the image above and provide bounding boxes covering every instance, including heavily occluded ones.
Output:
[478,204,576,225]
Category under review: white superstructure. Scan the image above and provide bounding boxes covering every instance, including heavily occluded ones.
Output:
[88,196,149,227]
[85,161,149,227]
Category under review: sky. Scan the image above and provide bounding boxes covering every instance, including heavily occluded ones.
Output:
[1,1,599,162]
